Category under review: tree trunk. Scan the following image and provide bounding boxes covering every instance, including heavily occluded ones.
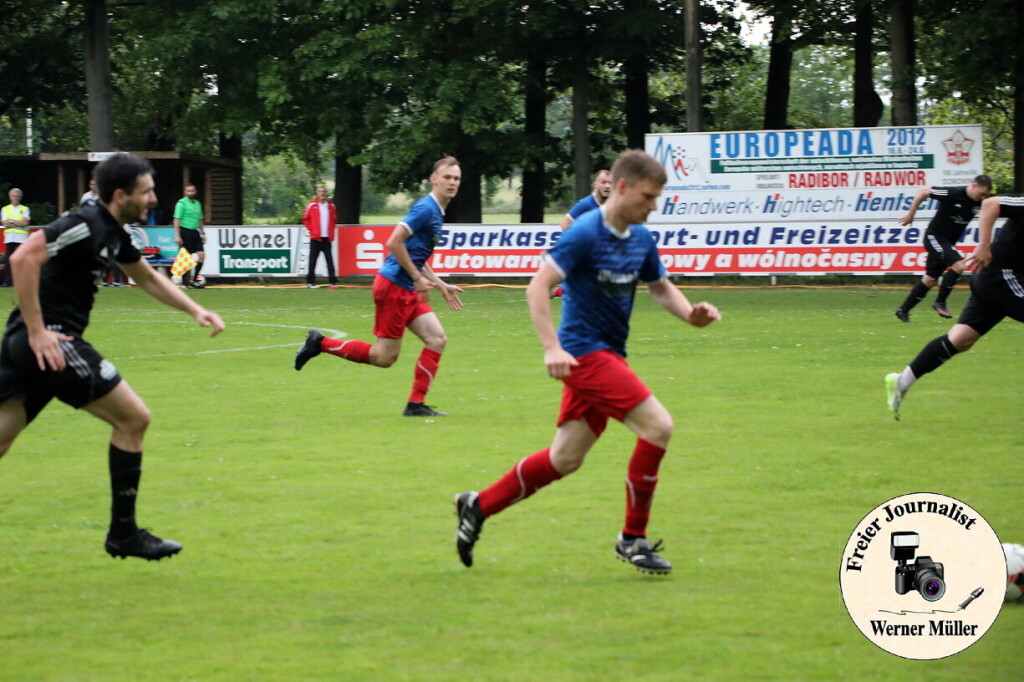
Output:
[624,53,650,149]
[520,55,546,223]
[334,151,362,225]
[763,17,793,130]
[889,0,917,125]
[219,133,242,160]
[1016,0,1024,191]
[685,0,703,131]
[854,0,884,127]
[445,146,482,223]
[571,52,592,199]
[84,0,116,150]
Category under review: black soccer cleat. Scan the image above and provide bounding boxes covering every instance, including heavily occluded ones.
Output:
[931,301,952,319]
[615,533,672,575]
[105,528,182,561]
[455,491,485,567]
[294,329,324,371]
[404,402,448,417]
[894,308,910,323]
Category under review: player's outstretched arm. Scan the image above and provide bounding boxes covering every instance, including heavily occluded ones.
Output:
[897,186,933,226]
[647,278,721,328]
[122,259,225,336]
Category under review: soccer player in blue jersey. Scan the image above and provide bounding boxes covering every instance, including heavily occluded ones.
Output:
[294,157,465,417]
[455,150,721,574]
[552,170,612,298]
[559,169,612,231]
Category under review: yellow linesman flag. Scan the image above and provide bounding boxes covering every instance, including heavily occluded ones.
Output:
[170,247,197,277]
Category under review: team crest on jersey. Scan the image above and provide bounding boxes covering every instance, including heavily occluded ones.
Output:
[942,130,974,166]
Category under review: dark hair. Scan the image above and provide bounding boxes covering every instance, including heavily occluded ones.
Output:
[95,153,155,203]
[610,149,667,187]
[974,174,993,190]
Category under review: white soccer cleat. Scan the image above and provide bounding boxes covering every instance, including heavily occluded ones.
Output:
[885,373,904,421]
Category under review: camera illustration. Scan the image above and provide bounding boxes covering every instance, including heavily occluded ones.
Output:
[891,531,946,601]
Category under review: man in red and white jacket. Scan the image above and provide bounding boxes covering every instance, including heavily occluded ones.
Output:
[302,184,338,288]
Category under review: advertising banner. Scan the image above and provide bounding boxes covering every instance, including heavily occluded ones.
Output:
[334,222,984,277]
[150,226,326,278]
[645,125,985,224]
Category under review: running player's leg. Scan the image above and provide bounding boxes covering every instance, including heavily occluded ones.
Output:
[896,242,943,320]
[84,381,181,560]
[296,275,405,370]
[455,418,599,567]
[932,242,966,316]
[886,271,1010,419]
[618,394,675,574]
[405,311,446,412]
[0,398,27,459]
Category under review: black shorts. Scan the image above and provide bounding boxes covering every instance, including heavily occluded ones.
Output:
[956,267,1024,336]
[181,228,204,254]
[0,324,122,423]
[923,232,963,279]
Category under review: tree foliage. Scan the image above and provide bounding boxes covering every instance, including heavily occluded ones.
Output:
[7,0,1022,215]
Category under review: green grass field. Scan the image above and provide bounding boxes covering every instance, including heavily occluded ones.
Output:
[1,285,1020,680]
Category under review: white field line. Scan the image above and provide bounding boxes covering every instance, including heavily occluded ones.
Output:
[109,321,348,361]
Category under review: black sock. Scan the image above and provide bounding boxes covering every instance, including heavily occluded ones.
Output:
[909,334,959,379]
[899,282,931,312]
[194,259,203,276]
[109,444,142,537]
[935,270,960,304]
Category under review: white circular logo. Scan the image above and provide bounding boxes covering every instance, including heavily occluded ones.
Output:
[839,492,1004,660]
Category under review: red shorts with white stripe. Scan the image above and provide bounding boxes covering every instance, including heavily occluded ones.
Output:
[372,274,433,339]
[557,349,652,437]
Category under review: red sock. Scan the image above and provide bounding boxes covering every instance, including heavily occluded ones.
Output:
[408,348,441,403]
[478,448,563,517]
[323,338,372,364]
[623,439,666,537]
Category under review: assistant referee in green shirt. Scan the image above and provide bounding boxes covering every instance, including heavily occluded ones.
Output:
[173,183,206,287]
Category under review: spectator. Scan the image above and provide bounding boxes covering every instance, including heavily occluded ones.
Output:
[301,184,338,289]
[1,188,31,287]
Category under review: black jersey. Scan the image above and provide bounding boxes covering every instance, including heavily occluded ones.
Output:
[926,186,983,241]
[990,196,1024,273]
[5,203,141,336]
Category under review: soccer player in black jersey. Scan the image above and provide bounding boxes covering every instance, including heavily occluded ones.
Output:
[887,194,1024,420]
[895,175,992,321]
[0,153,225,560]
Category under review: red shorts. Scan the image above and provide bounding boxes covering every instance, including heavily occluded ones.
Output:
[372,274,434,339]
[557,349,652,437]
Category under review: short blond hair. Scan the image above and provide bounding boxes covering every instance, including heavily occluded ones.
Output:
[432,156,460,174]
[610,150,666,187]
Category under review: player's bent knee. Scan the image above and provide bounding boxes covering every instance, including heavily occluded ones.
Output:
[374,355,398,368]
[550,450,585,475]
[425,333,447,352]
[119,404,152,437]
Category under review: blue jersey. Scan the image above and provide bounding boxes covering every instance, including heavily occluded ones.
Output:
[567,193,600,221]
[378,193,445,290]
[545,207,665,358]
